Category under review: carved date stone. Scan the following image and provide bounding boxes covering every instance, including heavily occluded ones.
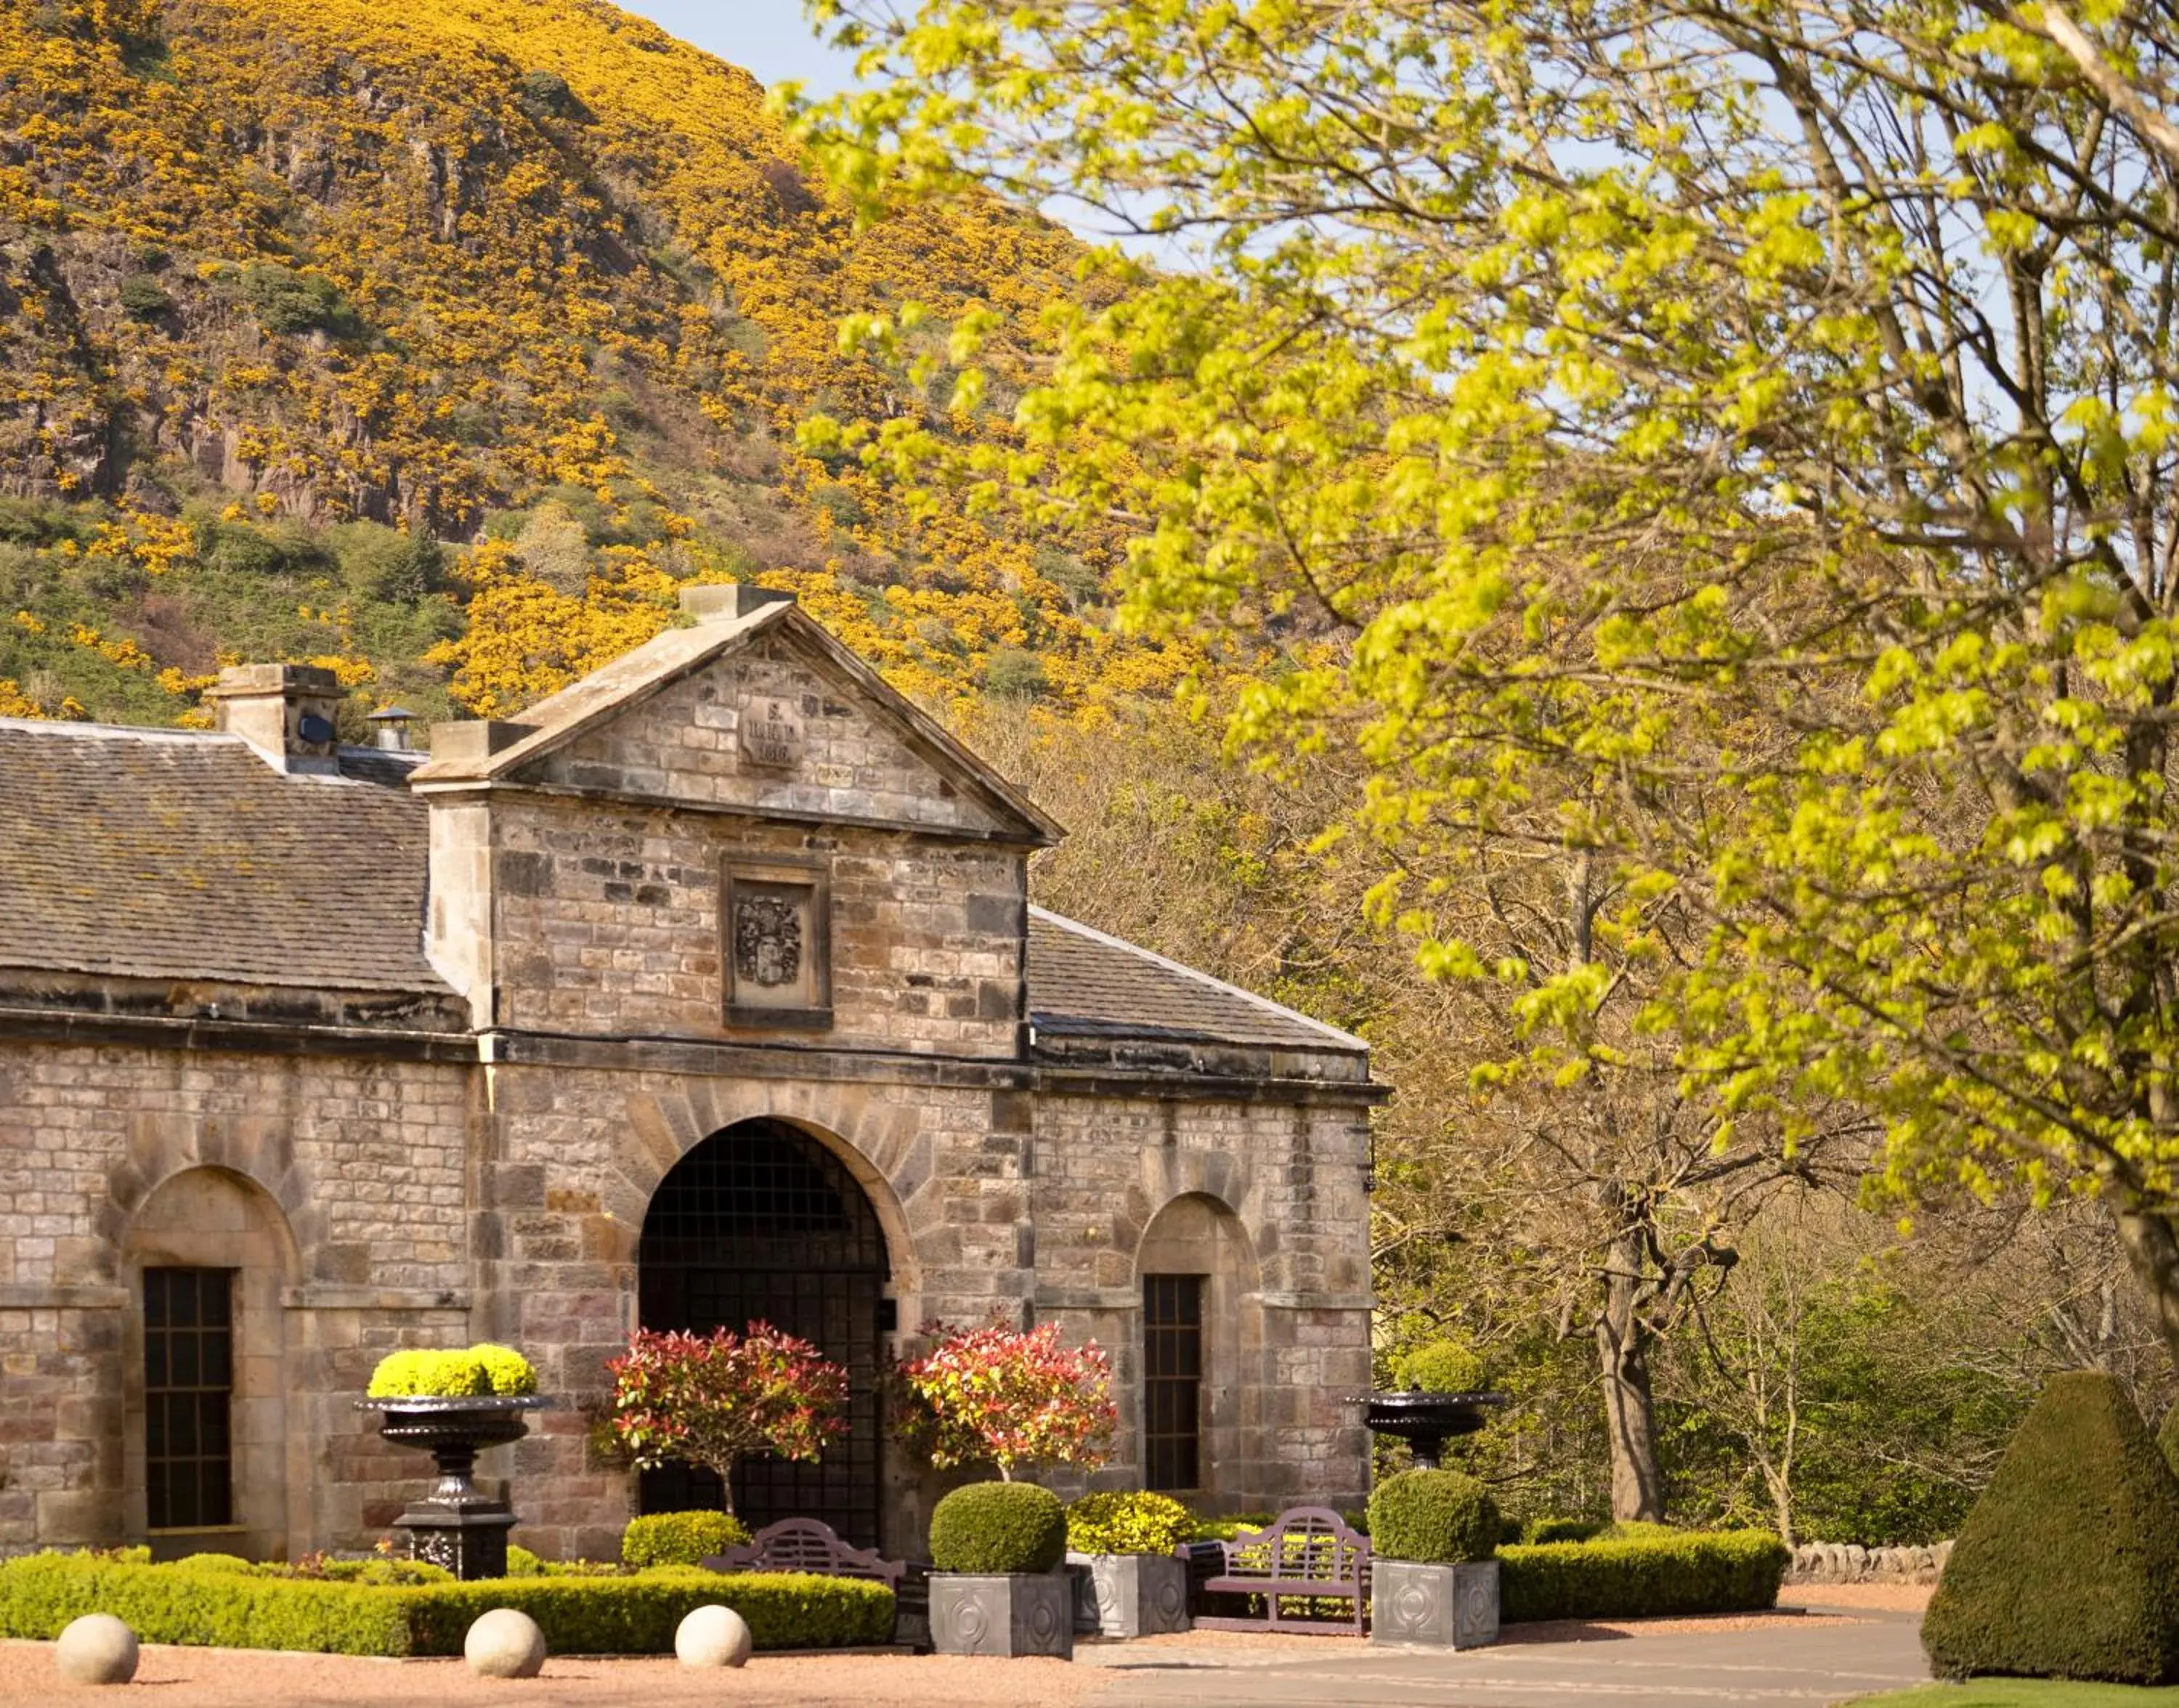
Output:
[930,1571,1074,1659]
[1371,1558,1500,1649]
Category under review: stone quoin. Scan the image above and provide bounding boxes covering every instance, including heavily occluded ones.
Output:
[0,585,1378,1561]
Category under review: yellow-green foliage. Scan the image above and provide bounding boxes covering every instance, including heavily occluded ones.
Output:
[1066,1491,1196,1556]
[620,1510,750,1569]
[1392,1341,1489,1395]
[1498,1530,1789,1622]
[366,1344,535,1399]
[0,0,1206,733]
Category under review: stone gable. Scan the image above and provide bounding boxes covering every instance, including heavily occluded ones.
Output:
[519,630,1023,842]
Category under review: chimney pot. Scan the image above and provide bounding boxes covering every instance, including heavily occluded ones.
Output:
[368,705,418,752]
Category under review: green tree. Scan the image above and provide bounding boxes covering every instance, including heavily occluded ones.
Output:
[798,0,2179,1367]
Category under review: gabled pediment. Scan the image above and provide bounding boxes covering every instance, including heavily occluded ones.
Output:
[407,590,1061,846]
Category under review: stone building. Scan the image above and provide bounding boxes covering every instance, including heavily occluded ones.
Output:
[0,584,1378,1562]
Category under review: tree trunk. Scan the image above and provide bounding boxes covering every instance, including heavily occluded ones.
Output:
[2109,1195,2179,1372]
[1596,1233,1667,1523]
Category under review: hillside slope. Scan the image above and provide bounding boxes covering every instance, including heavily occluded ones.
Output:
[0,0,1179,727]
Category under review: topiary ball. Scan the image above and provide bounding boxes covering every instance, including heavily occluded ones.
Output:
[1368,1468,1500,1564]
[929,1481,1068,1574]
[1393,1340,1488,1395]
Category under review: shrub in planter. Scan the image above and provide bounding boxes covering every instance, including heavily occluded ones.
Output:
[1065,1492,1193,1638]
[928,1483,1072,1658]
[1066,1492,1195,1557]
[1498,1530,1788,1622]
[1923,1371,2179,1685]
[1368,1470,1501,1649]
[930,1482,1068,1575]
[1368,1470,1498,1564]
[367,1344,537,1398]
[621,1510,750,1569]
[1392,1341,1488,1394]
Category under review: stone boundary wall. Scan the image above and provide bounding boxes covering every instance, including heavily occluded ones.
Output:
[1787,1540,1952,1584]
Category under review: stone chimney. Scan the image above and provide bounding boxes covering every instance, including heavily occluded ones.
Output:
[679,582,795,623]
[205,663,344,775]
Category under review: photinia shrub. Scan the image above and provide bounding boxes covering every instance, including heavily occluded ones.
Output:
[606,1324,847,1518]
[893,1319,1116,1481]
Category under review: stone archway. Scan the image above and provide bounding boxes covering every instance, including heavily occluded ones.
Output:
[636,1118,892,1545]
[120,1166,301,1561]
[1135,1192,1263,1506]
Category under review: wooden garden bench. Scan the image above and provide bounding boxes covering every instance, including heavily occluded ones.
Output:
[1184,1505,1371,1637]
[703,1517,930,1649]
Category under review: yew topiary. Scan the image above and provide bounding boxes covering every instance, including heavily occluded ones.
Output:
[928,1482,1068,1575]
[1368,1469,1499,1564]
[1392,1341,1488,1395]
[1922,1370,2179,1684]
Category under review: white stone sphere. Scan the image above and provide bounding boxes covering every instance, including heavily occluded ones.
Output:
[55,1614,138,1685]
[675,1603,752,1669]
[464,1607,547,1679]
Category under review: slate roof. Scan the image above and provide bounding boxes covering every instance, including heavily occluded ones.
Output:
[0,719,444,994]
[1026,907,1367,1057]
[0,719,1366,1065]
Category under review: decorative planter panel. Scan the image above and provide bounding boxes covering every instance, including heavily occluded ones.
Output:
[1371,1558,1500,1649]
[930,1571,1075,1659]
[1066,1552,1190,1639]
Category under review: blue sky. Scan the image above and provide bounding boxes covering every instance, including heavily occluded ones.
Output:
[620,4,862,99]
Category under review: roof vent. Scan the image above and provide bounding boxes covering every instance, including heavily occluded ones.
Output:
[368,705,418,751]
[204,664,342,775]
[679,582,795,623]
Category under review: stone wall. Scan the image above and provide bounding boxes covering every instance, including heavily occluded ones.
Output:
[0,1037,473,1557]
[1787,1540,1953,1585]
[481,801,1026,1057]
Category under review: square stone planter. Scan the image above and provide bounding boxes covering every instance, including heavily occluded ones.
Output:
[930,1571,1074,1659]
[1066,1551,1191,1638]
[1371,1558,1500,1648]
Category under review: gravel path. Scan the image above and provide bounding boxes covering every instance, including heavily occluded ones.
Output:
[0,1641,1102,1707]
[1782,1582,1935,1613]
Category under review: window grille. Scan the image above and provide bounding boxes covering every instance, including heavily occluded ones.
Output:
[143,1267,235,1531]
[1143,1274,1205,1492]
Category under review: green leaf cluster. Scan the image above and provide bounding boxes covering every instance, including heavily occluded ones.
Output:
[1498,1530,1789,1622]
[366,1343,536,1399]
[1065,1490,1196,1556]
[927,1481,1068,1574]
[619,1510,751,1569]
[1368,1469,1500,1564]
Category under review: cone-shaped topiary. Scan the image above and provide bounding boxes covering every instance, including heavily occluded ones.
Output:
[928,1482,1068,1574]
[1368,1469,1500,1563]
[1923,1370,2179,1684]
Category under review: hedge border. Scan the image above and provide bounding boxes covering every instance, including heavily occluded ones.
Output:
[0,1553,893,1655]
[1498,1530,1789,1622]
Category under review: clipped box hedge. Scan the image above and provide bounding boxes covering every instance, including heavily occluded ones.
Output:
[1499,1529,1788,1622]
[0,1552,893,1655]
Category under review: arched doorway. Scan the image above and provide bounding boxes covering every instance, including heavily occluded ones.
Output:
[1135,1193,1262,1508]
[637,1118,890,1545]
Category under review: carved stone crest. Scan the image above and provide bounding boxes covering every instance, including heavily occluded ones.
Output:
[739,694,804,768]
[734,894,803,988]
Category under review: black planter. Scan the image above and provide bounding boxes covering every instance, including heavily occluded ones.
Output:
[1355,1391,1509,1471]
[358,1395,544,1580]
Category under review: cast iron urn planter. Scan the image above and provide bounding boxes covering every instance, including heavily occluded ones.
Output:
[1371,1557,1501,1649]
[1355,1391,1510,1470]
[357,1394,545,1580]
[930,1571,1075,1659]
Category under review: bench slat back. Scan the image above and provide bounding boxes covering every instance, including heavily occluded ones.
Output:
[714,1517,904,1586]
[1211,1506,1368,1585]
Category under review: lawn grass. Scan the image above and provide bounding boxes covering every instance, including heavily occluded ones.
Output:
[1858,1684,2179,1706]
